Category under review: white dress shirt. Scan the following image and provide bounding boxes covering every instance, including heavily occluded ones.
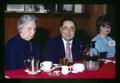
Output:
[62,37,73,62]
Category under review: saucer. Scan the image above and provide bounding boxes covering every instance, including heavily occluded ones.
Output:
[53,64,59,67]
[25,69,41,75]
[99,59,115,64]
[5,75,10,78]
[53,64,61,68]
[71,70,79,73]
[40,67,55,72]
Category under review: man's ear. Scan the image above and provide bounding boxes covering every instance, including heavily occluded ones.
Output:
[59,27,62,32]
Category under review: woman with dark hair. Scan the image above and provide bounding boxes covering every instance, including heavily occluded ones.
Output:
[91,15,116,58]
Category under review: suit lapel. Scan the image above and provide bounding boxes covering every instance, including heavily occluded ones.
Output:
[72,37,79,60]
[56,36,65,57]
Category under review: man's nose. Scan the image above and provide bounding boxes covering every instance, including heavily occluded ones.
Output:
[67,29,71,33]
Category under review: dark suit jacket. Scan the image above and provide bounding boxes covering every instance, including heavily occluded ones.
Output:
[44,35,85,63]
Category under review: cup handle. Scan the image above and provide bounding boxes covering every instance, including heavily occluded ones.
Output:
[68,67,72,72]
[40,63,43,67]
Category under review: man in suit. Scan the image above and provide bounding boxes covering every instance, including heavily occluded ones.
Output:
[44,17,85,64]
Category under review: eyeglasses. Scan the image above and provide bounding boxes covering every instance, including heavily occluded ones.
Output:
[102,25,111,28]
[61,26,75,32]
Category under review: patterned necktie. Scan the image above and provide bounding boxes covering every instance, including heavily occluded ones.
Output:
[66,42,73,62]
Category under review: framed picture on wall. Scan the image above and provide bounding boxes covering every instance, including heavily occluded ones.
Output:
[24,4,35,12]
[6,4,24,12]
[63,4,74,12]
[57,4,74,13]
[57,4,85,13]
[74,4,84,13]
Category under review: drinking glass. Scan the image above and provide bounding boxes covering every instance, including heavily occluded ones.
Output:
[24,57,40,72]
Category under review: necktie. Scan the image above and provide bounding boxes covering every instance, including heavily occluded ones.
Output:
[66,42,73,62]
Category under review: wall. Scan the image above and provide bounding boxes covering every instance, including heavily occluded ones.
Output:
[87,5,107,39]
[4,5,106,44]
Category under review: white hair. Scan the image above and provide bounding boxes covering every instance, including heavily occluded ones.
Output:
[17,14,37,31]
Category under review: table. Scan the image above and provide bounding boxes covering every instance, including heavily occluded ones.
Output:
[5,61,115,79]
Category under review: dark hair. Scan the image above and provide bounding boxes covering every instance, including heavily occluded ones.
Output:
[96,15,112,32]
[60,17,76,27]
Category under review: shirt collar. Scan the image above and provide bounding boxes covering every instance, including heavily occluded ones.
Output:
[98,34,108,39]
[62,37,73,46]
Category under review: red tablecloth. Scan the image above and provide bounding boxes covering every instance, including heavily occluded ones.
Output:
[5,62,115,79]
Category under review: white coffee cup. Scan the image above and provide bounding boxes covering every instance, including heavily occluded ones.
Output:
[72,63,85,73]
[40,61,52,72]
[61,65,71,75]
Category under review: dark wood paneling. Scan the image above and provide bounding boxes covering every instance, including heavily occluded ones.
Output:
[5,13,90,44]
[5,5,107,44]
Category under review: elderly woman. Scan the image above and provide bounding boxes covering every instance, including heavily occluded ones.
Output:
[91,15,116,58]
[5,14,42,70]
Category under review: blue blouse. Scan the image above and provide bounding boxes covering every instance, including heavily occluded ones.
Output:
[92,34,116,58]
[5,34,41,70]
